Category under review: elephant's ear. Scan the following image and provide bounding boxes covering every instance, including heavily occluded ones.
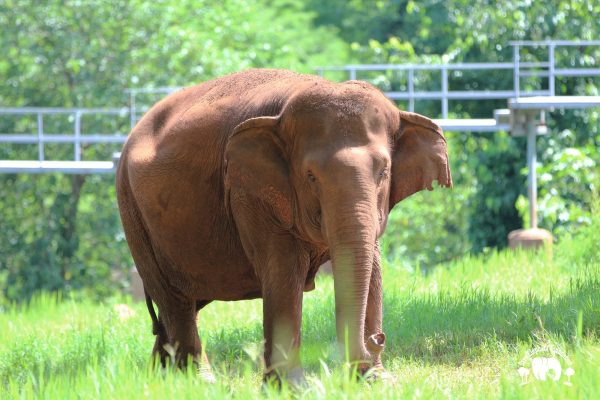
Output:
[389,110,452,209]
[224,116,293,229]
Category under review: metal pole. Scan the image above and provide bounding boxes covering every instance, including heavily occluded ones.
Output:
[526,112,538,229]
[408,69,415,112]
[37,112,44,161]
[513,44,520,97]
[349,68,357,80]
[74,111,81,161]
[441,66,448,118]
[548,44,556,96]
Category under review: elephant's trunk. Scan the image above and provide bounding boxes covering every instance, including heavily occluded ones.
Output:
[323,194,378,368]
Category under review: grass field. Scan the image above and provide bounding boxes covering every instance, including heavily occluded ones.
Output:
[1,218,599,399]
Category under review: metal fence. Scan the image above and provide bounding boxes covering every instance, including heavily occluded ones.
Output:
[1,40,599,173]
[316,40,600,118]
[0,107,129,173]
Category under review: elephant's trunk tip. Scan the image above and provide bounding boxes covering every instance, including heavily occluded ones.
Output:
[366,333,385,357]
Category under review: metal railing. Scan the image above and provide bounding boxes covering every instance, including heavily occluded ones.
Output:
[1,40,599,173]
[316,40,600,118]
[0,107,129,173]
[0,107,129,160]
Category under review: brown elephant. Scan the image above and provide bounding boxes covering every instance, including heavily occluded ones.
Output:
[116,69,451,382]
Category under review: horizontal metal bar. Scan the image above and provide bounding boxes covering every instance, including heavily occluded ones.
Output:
[0,134,127,144]
[315,62,516,72]
[554,68,600,77]
[125,87,181,94]
[434,119,509,132]
[0,107,129,114]
[385,90,549,100]
[0,160,116,174]
[386,91,444,100]
[509,96,600,110]
[509,40,600,46]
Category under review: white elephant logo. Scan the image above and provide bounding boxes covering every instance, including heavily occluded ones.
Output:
[531,357,562,381]
[519,346,575,385]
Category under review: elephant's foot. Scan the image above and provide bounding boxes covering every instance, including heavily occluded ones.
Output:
[197,351,217,384]
[263,367,307,389]
[358,332,391,382]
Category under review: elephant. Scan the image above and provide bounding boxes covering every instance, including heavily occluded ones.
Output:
[116,69,451,382]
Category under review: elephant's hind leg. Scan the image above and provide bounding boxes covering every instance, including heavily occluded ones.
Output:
[156,298,216,381]
[159,300,200,366]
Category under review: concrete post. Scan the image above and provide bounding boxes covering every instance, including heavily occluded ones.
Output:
[526,114,538,229]
[508,110,553,253]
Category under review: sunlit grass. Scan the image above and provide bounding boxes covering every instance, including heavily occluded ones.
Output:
[1,233,599,399]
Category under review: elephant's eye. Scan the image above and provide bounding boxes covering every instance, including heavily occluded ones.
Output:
[307,171,317,183]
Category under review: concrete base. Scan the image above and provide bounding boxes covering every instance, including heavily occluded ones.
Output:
[130,267,145,301]
[508,228,553,255]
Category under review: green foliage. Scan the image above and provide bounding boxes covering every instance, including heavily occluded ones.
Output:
[307,0,455,55]
[556,197,600,267]
[0,0,350,107]
[0,174,130,302]
[381,185,472,270]
[517,147,598,235]
[467,134,526,252]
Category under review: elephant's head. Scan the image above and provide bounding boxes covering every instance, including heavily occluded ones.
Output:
[224,82,451,367]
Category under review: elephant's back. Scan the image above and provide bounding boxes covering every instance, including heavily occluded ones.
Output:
[123,69,324,181]
[133,69,317,141]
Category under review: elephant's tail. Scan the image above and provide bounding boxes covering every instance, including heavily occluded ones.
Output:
[144,288,161,336]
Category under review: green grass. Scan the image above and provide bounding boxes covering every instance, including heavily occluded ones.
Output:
[1,228,599,399]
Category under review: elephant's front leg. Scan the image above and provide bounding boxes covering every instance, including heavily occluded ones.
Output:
[231,203,308,383]
[262,272,304,384]
[363,241,385,372]
[260,241,307,385]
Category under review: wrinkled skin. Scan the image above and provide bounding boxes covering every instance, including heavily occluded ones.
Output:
[116,69,451,381]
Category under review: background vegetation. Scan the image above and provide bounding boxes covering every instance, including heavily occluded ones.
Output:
[0,1,598,303]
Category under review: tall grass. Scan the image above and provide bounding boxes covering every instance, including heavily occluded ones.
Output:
[1,214,599,399]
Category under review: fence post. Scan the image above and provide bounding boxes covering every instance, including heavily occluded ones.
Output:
[74,110,81,161]
[441,66,449,118]
[37,112,44,161]
[548,43,556,96]
[526,112,538,229]
[513,44,520,97]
